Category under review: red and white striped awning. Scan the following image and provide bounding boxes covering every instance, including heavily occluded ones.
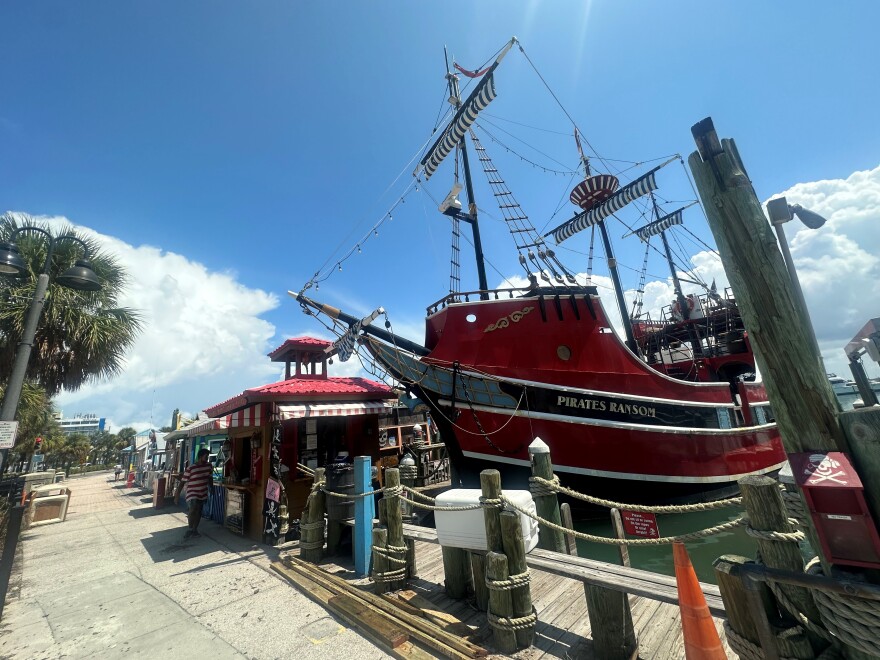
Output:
[227,403,269,428]
[277,401,391,420]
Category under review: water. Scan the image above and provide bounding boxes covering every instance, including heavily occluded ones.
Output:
[574,506,753,584]
[572,391,860,584]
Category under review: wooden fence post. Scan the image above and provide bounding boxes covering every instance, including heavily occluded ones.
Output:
[300,467,326,563]
[500,510,535,649]
[840,407,880,527]
[609,508,631,567]
[353,456,374,577]
[487,551,517,655]
[528,437,566,553]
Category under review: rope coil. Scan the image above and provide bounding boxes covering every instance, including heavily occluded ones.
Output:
[486,570,531,592]
[487,607,537,632]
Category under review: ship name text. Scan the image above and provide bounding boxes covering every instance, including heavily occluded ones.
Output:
[557,395,657,418]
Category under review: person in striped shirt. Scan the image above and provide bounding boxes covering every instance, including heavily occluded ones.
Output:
[182,448,213,539]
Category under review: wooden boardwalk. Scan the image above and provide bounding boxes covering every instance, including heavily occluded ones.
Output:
[283,536,733,659]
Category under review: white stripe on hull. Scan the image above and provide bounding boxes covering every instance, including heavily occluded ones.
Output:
[438,398,776,435]
[461,450,785,484]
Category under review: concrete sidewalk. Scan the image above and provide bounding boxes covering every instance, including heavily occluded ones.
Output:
[0,471,391,660]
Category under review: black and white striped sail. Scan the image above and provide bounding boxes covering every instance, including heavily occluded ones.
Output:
[549,168,659,244]
[633,209,684,242]
[548,157,678,245]
[418,74,497,180]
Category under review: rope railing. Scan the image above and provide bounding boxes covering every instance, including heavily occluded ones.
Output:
[529,475,743,514]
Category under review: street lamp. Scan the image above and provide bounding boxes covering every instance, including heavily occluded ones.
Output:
[0,226,102,473]
[766,196,827,361]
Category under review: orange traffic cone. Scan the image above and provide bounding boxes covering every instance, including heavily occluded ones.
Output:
[673,541,727,659]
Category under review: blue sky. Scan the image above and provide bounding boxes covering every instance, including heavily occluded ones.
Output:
[2,2,879,430]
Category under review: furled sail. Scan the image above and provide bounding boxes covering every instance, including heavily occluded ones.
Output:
[633,209,684,241]
[627,201,697,242]
[418,74,497,180]
[415,37,516,182]
[547,156,678,244]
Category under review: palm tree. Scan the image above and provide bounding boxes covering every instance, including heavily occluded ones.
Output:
[0,213,142,396]
[0,381,59,471]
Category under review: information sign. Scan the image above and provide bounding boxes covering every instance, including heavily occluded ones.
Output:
[0,421,18,449]
[620,510,660,538]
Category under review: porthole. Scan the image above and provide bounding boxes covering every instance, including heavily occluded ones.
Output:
[557,345,571,361]
[466,314,477,323]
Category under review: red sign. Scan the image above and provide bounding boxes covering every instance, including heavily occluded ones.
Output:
[620,510,660,538]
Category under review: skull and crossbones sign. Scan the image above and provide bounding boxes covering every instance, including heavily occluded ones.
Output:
[806,453,848,485]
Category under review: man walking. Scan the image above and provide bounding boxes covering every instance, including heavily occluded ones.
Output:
[182,448,213,539]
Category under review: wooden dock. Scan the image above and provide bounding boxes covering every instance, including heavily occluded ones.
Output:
[278,528,732,659]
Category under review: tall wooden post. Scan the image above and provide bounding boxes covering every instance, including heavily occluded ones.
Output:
[372,526,390,594]
[500,510,535,649]
[470,552,490,611]
[441,546,471,599]
[528,437,566,553]
[353,456,374,577]
[840,408,880,527]
[688,118,845,456]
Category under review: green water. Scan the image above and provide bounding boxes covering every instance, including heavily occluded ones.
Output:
[572,391,859,584]
[574,506,754,584]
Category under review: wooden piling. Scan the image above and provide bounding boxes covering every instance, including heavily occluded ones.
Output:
[486,551,517,655]
[559,493,637,658]
[300,467,326,563]
[739,475,824,654]
[840,407,880,527]
[470,552,489,612]
[480,470,503,553]
[528,437,566,553]
[609,508,631,568]
[441,546,471,600]
[715,555,812,659]
[560,503,578,555]
[372,526,390,595]
[500,510,534,648]
[384,468,407,591]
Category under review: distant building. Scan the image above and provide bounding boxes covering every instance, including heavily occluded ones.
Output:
[57,413,106,436]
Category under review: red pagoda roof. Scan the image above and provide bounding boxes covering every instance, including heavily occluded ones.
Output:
[205,376,394,418]
[268,336,332,361]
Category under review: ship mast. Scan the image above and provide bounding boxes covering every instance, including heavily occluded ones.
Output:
[650,191,690,321]
[597,220,638,353]
[444,50,489,300]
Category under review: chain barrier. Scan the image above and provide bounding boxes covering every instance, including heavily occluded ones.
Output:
[529,475,743,513]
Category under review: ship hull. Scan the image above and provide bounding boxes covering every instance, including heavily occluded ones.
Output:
[364,313,786,503]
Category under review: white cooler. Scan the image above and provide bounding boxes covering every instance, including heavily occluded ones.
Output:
[434,489,540,553]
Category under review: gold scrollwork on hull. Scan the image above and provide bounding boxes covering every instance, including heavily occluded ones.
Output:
[484,306,534,333]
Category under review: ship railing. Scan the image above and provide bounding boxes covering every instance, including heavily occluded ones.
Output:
[426,283,598,315]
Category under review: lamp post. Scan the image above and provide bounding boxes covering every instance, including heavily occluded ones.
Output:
[0,226,102,473]
[765,196,827,362]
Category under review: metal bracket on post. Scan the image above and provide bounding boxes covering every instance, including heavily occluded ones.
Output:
[353,455,374,577]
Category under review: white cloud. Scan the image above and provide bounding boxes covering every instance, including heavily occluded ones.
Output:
[769,165,880,377]
[6,212,282,431]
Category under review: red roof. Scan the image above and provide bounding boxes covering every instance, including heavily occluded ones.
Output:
[205,376,394,418]
[268,336,332,361]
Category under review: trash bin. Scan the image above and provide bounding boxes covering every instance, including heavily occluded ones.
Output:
[153,477,167,509]
[325,462,354,521]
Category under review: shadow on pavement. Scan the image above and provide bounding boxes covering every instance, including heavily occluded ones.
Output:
[141,526,219,563]
[128,505,183,519]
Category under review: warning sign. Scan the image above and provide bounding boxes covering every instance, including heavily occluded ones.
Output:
[620,510,660,538]
[0,421,18,450]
